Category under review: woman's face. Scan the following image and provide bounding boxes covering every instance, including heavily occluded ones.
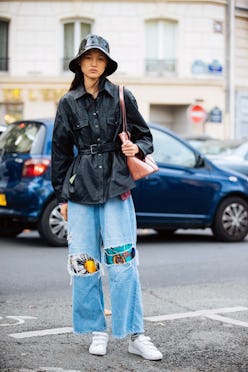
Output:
[80,49,107,80]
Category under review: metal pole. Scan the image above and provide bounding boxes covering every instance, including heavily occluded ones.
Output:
[225,0,235,138]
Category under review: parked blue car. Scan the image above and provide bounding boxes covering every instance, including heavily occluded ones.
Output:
[0,119,248,246]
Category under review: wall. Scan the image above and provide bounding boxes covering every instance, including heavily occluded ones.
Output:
[1,0,247,139]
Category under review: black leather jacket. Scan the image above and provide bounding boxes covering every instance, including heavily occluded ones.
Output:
[51,78,153,204]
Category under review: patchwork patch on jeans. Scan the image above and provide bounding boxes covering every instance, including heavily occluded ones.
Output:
[105,244,135,264]
[68,253,100,276]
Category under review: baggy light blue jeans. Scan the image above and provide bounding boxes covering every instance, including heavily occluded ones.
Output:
[67,196,144,338]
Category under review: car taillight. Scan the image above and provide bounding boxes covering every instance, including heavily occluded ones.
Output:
[22,158,50,177]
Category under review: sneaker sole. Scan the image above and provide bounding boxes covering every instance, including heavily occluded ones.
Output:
[128,345,163,360]
[89,351,107,356]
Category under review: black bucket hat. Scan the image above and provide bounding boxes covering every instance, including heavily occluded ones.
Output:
[69,34,118,76]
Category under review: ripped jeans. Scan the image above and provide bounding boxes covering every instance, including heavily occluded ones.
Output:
[67,196,144,338]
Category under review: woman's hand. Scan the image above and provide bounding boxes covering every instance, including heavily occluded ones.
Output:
[121,140,139,157]
[60,203,68,221]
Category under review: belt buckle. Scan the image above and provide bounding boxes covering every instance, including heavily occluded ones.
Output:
[90,144,99,154]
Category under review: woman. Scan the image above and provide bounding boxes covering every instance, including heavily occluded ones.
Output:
[52,34,162,360]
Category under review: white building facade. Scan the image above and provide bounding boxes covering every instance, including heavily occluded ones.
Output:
[0,0,247,139]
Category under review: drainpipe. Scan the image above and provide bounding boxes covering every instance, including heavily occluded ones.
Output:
[225,0,235,138]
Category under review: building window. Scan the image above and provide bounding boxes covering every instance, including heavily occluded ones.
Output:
[0,19,9,72]
[145,19,178,76]
[63,20,92,71]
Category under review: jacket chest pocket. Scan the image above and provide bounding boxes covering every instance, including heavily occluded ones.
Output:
[106,113,119,139]
[72,119,91,146]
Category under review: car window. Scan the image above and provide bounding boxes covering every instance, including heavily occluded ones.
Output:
[151,128,196,167]
[0,122,46,154]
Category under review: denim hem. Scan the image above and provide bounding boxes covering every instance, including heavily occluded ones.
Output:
[112,328,145,339]
[73,327,107,335]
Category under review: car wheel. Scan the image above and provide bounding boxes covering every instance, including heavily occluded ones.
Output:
[212,197,248,242]
[0,219,24,237]
[38,199,67,246]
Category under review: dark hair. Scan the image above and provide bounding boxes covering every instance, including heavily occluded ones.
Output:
[69,69,84,91]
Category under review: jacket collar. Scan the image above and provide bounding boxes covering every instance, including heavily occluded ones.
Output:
[71,78,115,100]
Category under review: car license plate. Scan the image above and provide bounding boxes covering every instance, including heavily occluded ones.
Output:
[0,194,7,206]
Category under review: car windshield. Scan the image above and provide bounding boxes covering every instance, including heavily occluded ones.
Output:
[0,122,46,154]
[190,139,245,156]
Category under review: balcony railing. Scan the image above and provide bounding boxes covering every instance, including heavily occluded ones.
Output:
[0,58,9,71]
[145,59,177,76]
[62,58,177,75]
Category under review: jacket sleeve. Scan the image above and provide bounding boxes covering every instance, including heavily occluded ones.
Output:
[51,97,74,203]
[124,88,153,158]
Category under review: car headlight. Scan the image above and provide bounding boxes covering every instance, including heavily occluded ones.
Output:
[228,176,238,182]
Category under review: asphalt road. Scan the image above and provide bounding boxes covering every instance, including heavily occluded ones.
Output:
[1,229,248,372]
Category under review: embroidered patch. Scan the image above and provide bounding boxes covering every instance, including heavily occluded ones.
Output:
[105,244,135,264]
[68,254,100,276]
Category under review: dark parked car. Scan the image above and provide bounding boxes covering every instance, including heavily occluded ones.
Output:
[0,119,248,246]
[186,137,245,156]
[208,141,248,177]
[186,137,248,177]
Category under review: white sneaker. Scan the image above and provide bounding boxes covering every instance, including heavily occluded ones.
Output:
[89,332,109,356]
[128,334,163,360]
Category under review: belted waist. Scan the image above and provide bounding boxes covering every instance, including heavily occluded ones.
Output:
[78,142,120,155]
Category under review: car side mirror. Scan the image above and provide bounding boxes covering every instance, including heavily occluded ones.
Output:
[195,153,205,168]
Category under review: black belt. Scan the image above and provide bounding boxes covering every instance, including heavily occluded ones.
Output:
[78,143,120,155]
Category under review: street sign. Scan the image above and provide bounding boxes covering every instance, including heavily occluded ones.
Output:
[188,104,207,124]
[209,106,222,123]
[208,59,223,74]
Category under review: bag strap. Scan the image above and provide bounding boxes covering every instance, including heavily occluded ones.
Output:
[119,85,128,133]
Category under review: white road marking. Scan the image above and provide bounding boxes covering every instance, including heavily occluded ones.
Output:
[205,314,248,328]
[144,306,248,322]
[145,306,248,328]
[0,316,37,327]
[19,369,81,372]
[7,306,248,339]
[8,326,73,339]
